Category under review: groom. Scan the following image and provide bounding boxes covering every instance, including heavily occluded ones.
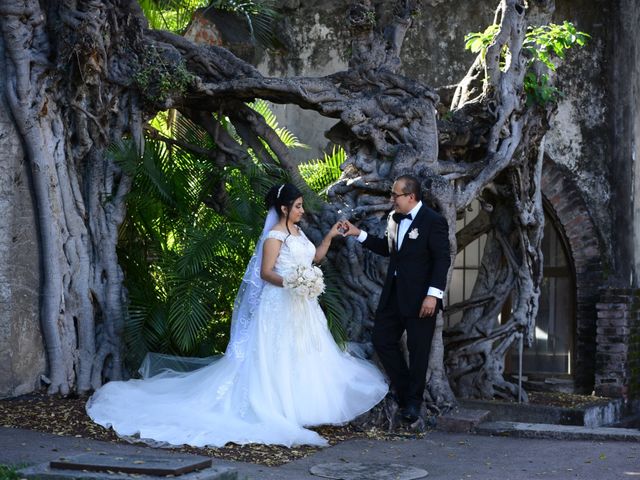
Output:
[343,175,451,423]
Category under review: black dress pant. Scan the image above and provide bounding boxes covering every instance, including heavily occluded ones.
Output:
[372,278,436,408]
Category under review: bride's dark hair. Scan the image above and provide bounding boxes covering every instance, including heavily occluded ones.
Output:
[265,183,303,238]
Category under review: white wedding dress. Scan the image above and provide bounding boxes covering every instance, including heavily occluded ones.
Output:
[86,219,388,448]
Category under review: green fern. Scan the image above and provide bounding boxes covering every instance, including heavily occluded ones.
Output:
[298,145,345,196]
[211,0,281,50]
[318,261,348,348]
[248,99,308,150]
[138,0,208,34]
[116,133,270,361]
[118,100,350,365]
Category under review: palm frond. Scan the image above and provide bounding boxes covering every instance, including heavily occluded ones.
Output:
[298,145,345,196]
[211,0,281,50]
[168,278,216,353]
[318,261,348,348]
[138,0,208,33]
[124,276,171,368]
[248,99,308,150]
[173,113,213,151]
[176,220,247,277]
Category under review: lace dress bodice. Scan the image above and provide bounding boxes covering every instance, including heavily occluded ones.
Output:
[266,229,316,275]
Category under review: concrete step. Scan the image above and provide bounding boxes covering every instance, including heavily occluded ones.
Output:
[477,421,640,442]
[436,407,491,433]
[459,397,631,427]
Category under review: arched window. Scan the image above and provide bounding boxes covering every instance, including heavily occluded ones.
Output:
[511,209,575,375]
[447,202,576,377]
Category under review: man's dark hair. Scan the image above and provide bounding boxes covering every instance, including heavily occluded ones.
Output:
[396,175,422,201]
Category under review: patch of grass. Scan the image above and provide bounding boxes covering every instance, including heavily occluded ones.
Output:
[0,465,20,480]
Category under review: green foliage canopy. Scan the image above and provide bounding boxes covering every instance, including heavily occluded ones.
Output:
[465,21,590,106]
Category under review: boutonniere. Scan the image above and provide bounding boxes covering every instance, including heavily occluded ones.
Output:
[408,228,419,240]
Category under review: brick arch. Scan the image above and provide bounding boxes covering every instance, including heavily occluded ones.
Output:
[541,157,604,393]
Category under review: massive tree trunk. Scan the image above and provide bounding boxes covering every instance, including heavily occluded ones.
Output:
[1,0,559,407]
[0,1,144,394]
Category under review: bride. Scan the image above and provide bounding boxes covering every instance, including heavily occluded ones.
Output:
[86,183,388,447]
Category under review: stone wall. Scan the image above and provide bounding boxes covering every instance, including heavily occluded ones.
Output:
[595,289,640,400]
[608,0,640,288]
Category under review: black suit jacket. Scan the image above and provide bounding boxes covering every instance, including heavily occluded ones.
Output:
[362,205,451,318]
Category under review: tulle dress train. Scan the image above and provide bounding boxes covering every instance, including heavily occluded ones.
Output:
[86,228,388,447]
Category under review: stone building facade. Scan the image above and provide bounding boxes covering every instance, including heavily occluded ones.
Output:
[0,0,638,399]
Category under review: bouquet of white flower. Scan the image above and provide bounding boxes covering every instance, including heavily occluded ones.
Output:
[283,264,325,299]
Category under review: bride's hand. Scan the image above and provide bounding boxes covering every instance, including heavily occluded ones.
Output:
[328,221,345,238]
[316,222,346,263]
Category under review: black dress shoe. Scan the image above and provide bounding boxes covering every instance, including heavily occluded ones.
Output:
[401,404,420,423]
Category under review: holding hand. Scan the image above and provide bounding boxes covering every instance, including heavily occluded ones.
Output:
[338,219,360,237]
[327,221,346,239]
[314,220,350,263]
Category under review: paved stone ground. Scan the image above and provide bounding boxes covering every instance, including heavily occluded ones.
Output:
[1,426,639,480]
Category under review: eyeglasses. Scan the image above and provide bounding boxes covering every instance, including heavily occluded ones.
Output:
[389,192,411,199]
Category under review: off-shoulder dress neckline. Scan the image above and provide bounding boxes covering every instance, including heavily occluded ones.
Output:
[269,225,302,237]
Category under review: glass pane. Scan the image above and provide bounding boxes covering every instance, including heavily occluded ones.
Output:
[464,269,478,299]
[449,270,464,306]
[465,239,479,268]
[542,213,567,268]
[553,232,566,267]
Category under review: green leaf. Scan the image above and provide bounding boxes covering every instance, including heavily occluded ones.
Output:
[168,279,215,353]
[464,20,589,103]
[138,0,208,33]
[318,261,349,347]
[298,145,345,197]
[211,0,281,50]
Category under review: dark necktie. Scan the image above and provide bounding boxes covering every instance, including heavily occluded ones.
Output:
[392,212,412,223]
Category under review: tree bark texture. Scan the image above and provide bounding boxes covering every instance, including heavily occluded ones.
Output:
[0,0,144,394]
[1,0,557,406]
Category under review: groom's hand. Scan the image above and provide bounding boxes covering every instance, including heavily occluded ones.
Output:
[419,296,438,318]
